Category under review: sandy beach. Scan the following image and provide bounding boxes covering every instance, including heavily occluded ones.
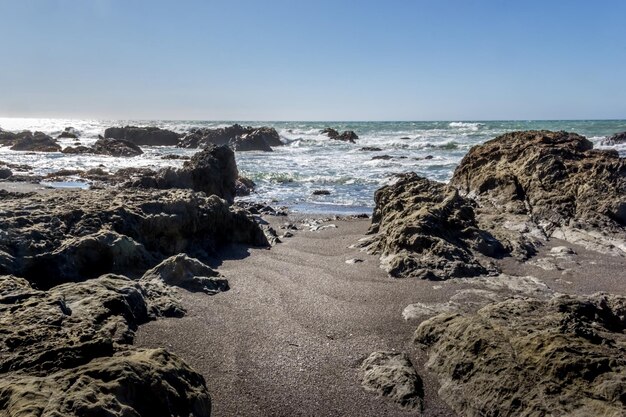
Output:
[135,216,626,417]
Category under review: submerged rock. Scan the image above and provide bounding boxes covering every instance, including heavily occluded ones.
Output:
[360,351,424,411]
[57,126,79,139]
[104,126,181,146]
[601,131,626,146]
[414,293,626,417]
[63,137,143,157]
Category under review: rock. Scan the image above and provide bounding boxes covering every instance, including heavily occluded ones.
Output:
[601,131,626,146]
[320,128,359,143]
[162,154,191,160]
[360,147,382,151]
[126,144,238,203]
[105,126,181,146]
[0,167,12,179]
[229,130,274,152]
[312,189,331,195]
[414,293,626,417]
[235,176,256,196]
[451,130,626,253]
[63,138,143,157]
[360,173,504,279]
[10,131,61,152]
[372,155,393,160]
[57,127,79,139]
[360,351,424,410]
[0,348,211,417]
[0,188,267,288]
[141,254,228,295]
[179,125,281,149]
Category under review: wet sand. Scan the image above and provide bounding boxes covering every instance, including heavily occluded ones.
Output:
[135,217,626,417]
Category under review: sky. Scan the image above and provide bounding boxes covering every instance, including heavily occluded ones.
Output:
[0,0,625,121]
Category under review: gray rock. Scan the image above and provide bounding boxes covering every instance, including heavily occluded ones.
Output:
[229,129,274,152]
[10,131,61,152]
[414,293,626,417]
[360,351,424,410]
[601,131,626,146]
[105,126,181,146]
[0,167,12,179]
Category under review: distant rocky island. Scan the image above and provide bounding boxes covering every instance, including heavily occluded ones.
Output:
[0,128,624,416]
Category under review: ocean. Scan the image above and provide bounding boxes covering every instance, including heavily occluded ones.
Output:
[1,118,625,214]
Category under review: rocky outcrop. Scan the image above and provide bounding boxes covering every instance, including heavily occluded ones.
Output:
[451,130,625,254]
[57,126,79,139]
[63,137,143,157]
[126,144,239,203]
[320,128,359,143]
[363,131,625,279]
[179,125,282,149]
[602,131,626,146]
[105,126,181,146]
[414,293,626,417]
[0,348,211,417]
[360,173,504,279]
[360,351,424,411]
[0,188,267,288]
[0,273,210,416]
[229,130,274,152]
[9,131,61,152]
[235,176,256,196]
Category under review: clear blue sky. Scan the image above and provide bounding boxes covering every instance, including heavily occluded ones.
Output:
[1,0,625,121]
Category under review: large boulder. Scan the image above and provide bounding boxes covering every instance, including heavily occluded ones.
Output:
[602,131,626,146]
[179,124,282,149]
[229,129,274,152]
[414,293,626,417]
[9,131,61,152]
[360,173,504,279]
[364,131,626,279]
[450,130,626,251]
[105,126,181,146]
[0,188,267,288]
[126,144,239,203]
[0,348,211,417]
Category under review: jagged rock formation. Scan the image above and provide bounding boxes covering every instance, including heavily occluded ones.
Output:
[360,173,504,279]
[360,351,424,411]
[363,131,625,279]
[125,144,239,203]
[57,126,79,139]
[602,131,626,146]
[230,129,276,152]
[63,137,143,157]
[320,128,359,143]
[0,188,266,288]
[414,293,626,417]
[178,125,282,149]
[5,131,61,152]
[105,126,181,146]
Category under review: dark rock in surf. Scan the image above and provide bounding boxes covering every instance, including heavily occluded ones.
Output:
[10,131,61,152]
[179,125,282,149]
[229,129,274,152]
[104,126,181,146]
[63,138,143,157]
[601,131,626,146]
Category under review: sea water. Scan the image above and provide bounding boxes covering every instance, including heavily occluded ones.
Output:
[1,118,624,214]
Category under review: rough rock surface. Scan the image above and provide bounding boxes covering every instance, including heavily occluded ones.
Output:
[57,126,79,139]
[126,144,239,203]
[9,131,61,152]
[0,167,12,179]
[602,131,626,146]
[179,125,282,149]
[105,126,181,146]
[360,351,424,411]
[363,131,625,279]
[229,129,274,152]
[414,293,626,417]
[0,348,211,417]
[63,137,143,157]
[0,188,267,288]
[360,173,504,279]
[321,127,359,143]
[451,130,626,254]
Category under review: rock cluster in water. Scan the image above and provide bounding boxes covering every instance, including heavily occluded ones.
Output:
[362,130,626,279]
[320,127,359,143]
